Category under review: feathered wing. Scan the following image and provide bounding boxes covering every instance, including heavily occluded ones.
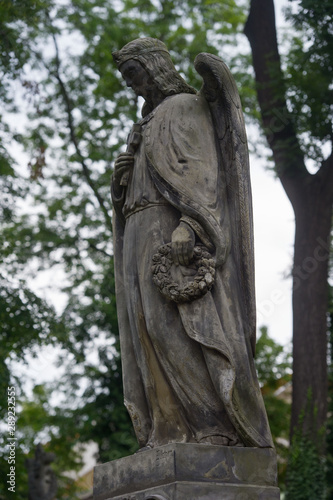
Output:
[194,53,256,356]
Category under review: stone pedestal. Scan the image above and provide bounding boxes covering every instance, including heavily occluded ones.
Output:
[93,443,280,500]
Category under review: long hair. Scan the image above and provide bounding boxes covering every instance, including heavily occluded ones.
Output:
[113,38,197,116]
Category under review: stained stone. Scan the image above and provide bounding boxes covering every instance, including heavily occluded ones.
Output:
[111,37,274,452]
[93,444,280,500]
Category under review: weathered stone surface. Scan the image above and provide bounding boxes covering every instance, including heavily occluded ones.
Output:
[111,37,274,451]
[93,444,280,500]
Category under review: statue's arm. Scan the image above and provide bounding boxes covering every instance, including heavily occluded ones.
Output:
[171,215,216,266]
[111,152,134,225]
[179,215,215,252]
[111,152,134,194]
[171,221,195,266]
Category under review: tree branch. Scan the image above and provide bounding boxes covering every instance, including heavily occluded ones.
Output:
[244,0,308,204]
[88,241,113,259]
[316,149,333,203]
[49,30,112,232]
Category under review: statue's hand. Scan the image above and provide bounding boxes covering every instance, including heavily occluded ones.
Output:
[171,222,195,266]
[112,152,134,188]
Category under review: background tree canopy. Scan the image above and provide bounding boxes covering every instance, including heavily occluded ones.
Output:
[0,0,331,498]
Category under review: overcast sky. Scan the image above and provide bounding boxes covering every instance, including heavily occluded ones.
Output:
[252,154,294,345]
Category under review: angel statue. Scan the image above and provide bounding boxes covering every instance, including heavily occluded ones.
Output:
[111,37,273,450]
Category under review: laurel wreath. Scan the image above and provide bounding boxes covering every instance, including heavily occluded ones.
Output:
[151,243,215,303]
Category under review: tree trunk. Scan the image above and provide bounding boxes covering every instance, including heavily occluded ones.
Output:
[244,0,333,443]
[291,178,331,437]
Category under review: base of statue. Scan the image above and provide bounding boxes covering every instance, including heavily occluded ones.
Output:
[93,443,280,500]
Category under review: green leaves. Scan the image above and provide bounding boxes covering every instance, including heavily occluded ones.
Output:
[0,383,85,500]
[286,397,326,500]
[255,326,292,491]
[284,0,333,160]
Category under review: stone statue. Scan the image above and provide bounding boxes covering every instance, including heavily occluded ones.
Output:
[111,37,273,450]
[26,444,57,500]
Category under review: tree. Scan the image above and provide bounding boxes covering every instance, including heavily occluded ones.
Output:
[327,285,333,496]
[0,279,66,414]
[0,384,86,500]
[244,0,333,444]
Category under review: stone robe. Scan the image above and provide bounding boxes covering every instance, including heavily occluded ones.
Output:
[111,93,273,449]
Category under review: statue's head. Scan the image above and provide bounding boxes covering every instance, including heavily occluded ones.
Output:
[113,37,196,106]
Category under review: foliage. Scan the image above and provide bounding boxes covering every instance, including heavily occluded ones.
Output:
[285,397,326,500]
[0,384,84,500]
[255,326,292,491]
[256,326,292,387]
[284,0,333,162]
[56,346,139,463]
[0,275,66,418]
[256,327,291,439]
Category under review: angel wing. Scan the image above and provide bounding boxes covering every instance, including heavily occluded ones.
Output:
[194,53,256,356]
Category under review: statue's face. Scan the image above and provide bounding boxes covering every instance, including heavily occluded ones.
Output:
[120,59,154,99]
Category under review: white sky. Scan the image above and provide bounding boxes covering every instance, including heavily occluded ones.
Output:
[252,156,294,345]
